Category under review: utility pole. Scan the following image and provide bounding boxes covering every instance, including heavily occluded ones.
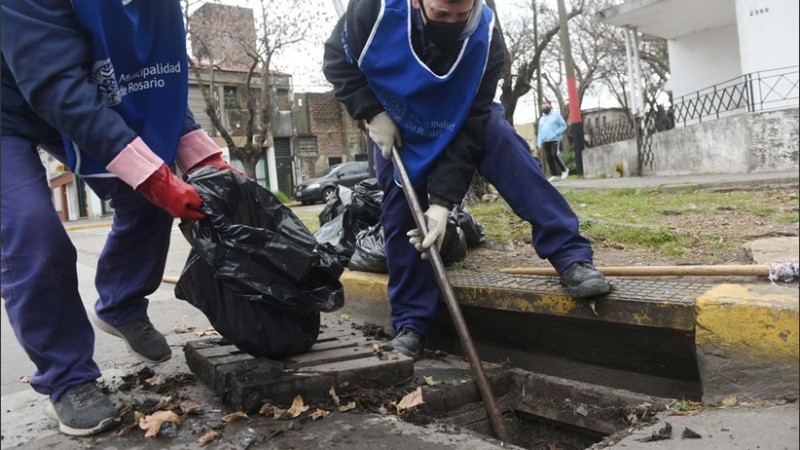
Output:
[555,0,584,176]
[533,0,543,125]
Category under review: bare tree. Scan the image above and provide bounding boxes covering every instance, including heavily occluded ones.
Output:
[184,0,330,179]
[537,0,669,124]
[488,0,583,124]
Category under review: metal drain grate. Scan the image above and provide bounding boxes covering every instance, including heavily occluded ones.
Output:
[185,327,413,412]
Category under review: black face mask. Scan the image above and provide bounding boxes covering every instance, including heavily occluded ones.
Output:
[419,0,468,49]
[541,107,552,115]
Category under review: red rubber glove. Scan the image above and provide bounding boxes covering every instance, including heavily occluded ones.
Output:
[188,154,244,176]
[137,164,205,221]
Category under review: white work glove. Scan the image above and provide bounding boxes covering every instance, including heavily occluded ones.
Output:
[406,204,450,259]
[368,111,402,159]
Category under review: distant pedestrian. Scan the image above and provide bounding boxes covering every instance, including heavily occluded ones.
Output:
[537,101,569,182]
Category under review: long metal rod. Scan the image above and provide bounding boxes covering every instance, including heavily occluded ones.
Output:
[391,149,510,443]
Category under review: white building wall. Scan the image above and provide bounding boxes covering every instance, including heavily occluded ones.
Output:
[735,0,799,75]
[66,183,79,221]
[667,24,742,98]
[86,190,104,219]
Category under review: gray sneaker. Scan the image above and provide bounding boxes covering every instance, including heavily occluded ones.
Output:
[47,382,119,436]
[559,262,611,299]
[391,328,425,360]
[92,316,171,363]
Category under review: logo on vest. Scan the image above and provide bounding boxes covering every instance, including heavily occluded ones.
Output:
[91,58,122,106]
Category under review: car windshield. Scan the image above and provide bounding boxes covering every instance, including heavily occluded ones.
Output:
[313,166,339,178]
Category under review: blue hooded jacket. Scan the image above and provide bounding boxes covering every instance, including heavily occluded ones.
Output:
[536,110,567,147]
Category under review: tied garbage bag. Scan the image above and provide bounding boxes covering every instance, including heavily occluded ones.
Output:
[348,224,387,273]
[453,207,486,248]
[319,185,353,226]
[175,168,344,357]
[440,217,467,266]
[314,213,360,266]
[347,178,383,225]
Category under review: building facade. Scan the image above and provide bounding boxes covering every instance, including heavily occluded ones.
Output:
[293,91,367,182]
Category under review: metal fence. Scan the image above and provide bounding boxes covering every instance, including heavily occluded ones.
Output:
[585,66,798,172]
[587,117,635,147]
[672,66,799,126]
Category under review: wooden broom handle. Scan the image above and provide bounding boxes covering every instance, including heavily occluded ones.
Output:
[501,265,770,277]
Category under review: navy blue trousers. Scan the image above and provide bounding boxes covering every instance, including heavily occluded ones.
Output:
[374,103,593,337]
[1,136,173,401]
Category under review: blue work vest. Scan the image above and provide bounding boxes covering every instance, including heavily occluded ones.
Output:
[358,0,494,186]
[63,0,188,177]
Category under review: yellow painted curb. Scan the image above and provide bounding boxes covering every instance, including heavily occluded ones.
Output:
[696,283,799,359]
[64,222,112,231]
[340,270,388,300]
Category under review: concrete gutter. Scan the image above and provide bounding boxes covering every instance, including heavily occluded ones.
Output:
[338,270,799,404]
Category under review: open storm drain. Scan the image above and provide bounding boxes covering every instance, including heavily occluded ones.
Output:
[413,365,665,449]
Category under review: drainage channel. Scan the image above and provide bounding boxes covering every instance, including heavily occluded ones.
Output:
[414,360,667,450]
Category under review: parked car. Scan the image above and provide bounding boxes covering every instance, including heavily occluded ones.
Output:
[294,161,371,205]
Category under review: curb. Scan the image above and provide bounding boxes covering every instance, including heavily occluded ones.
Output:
[695,283,799,403]
[338,270,800,402]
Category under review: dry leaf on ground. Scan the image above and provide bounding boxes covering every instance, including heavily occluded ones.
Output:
[310,409,330,420]
[338,401,357,412]
[221,411,248,424]
[139,411,181,438]
[145,374,168,386]
[155,395,177,411]
[272,407,287,419]
[172,324,194,334]
[287,395,309,418]
[195,327,219,337]
[259,403,276,416]
[180,399,204,415]
[396,387,424,413]
[719,395,738,407]
[329,387,340,405]
[197,429,220,446]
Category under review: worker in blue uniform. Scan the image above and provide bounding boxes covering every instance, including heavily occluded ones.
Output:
[323,0,610,360]
[1,0,236,436]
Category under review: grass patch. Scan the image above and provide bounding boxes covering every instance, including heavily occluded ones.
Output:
[467,186,797,259]
[468,202,530,243]
[293,209,321,234]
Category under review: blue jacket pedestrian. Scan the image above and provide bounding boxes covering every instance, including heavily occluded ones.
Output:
[537,104,567,147]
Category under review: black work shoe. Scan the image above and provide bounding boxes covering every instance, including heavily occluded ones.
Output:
[391,328,425,360]
[92,316,171,363]
[47,382,119,436]
[560,262,611,299]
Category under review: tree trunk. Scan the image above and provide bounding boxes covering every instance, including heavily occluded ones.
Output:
[465,172,492,206]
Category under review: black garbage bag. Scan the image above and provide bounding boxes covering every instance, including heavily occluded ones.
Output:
[177,254,321,358]
[453,208,486,248]
[313,212,360,266]
[319,185,353,227]
[439,217,467,266]
[175,168,344,357]
[347,178,383,226]
[348,224,387,273]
